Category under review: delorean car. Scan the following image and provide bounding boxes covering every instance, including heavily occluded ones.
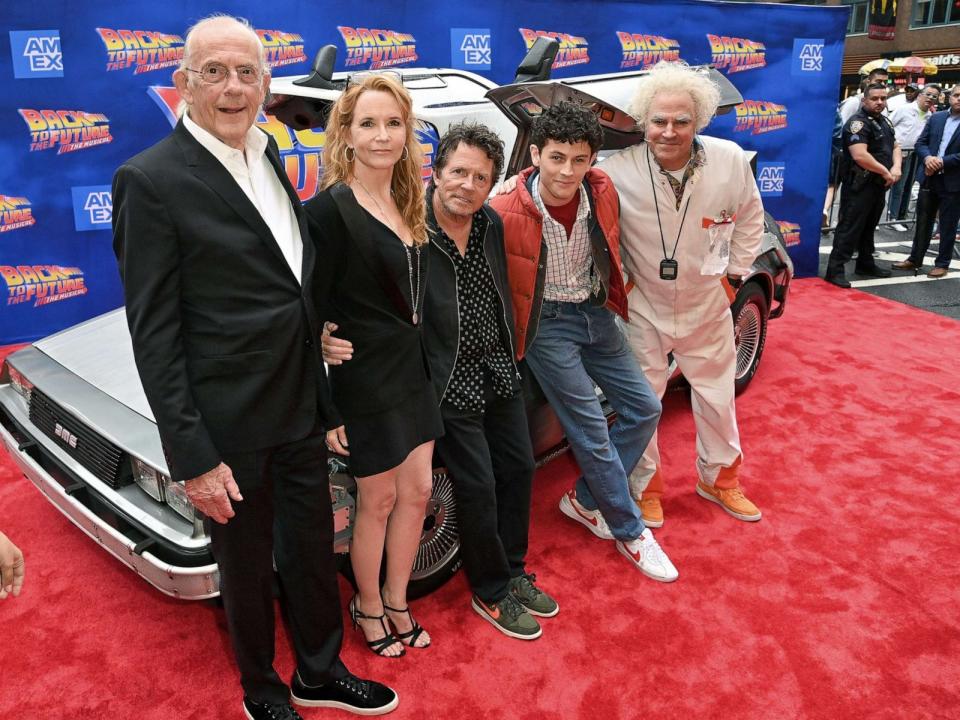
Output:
[0,40,792,600]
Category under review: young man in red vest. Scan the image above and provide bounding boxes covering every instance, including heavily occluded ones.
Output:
[490,102,677,582]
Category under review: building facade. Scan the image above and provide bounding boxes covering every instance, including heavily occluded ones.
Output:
[839,0,960,96]
[729,0,959,97]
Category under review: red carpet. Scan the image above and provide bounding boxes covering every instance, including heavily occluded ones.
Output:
[2,279,960,720]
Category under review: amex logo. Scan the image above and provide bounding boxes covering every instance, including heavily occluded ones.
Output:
[757,162,785,197]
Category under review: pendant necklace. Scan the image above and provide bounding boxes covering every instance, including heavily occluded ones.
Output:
[646,146,692,281]
[354,177,422,325]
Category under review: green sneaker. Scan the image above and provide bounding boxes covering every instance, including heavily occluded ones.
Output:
[471,592,542,640]
[509,573,559,618]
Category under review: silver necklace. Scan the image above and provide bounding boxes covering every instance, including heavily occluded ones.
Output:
[354,178,421,325]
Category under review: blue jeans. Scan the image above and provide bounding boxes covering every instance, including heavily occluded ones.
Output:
[887,151,917,221]
[887,170,911,221]
[525,300,661,540]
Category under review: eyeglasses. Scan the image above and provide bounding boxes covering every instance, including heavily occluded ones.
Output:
[346,70,403,88]
[185,62,262,85]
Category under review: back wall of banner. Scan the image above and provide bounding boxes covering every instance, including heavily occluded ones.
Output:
[2,1,847,343]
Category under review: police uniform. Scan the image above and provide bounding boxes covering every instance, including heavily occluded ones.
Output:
[825,109,896,282]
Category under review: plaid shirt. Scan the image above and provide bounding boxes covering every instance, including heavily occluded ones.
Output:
[531,175,596,303]
[657,138,706,210]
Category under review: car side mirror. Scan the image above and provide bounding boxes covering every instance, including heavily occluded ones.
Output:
[294,45,339,90]
[514,37,560,83]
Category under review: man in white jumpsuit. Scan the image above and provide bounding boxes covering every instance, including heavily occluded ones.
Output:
[601,61,764,526]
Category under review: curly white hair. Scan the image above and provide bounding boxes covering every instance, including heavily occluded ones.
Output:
[628,61,721,131]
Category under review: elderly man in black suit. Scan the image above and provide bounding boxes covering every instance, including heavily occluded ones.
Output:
[112,15,396,720]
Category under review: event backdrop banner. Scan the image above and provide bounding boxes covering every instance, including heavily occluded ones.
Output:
[2,1,847,343]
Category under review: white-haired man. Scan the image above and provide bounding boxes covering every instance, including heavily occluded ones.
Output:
[601,62,764,527]
[112,15,396,719]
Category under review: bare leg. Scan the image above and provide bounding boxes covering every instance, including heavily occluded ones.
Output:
[350,469,404,657]
[823,184,836,227]
[381,441,434,648]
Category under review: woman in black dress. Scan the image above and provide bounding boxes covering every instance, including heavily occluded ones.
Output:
[306,74,440,657]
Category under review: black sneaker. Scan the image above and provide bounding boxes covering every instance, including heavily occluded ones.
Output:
[243,698,303,720]
[290,670,398,716]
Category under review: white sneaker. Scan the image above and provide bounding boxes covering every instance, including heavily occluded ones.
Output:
[559,490,614,540]
[616,529,679,582]
[892,223,908,232]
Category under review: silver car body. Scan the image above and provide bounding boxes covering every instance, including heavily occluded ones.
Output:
[0,61,791,599]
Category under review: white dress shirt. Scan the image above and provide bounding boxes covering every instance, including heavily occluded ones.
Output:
[183,112,303,284]
[839,94,861,125]
[889,101,930,150]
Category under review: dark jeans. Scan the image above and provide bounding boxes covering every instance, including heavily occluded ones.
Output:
[887,150,918,220]
[212,428,346,705]
[435,384,535,605]
[908,175,960,268]
[827,179,886,278]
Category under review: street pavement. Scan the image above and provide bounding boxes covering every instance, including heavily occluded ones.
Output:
[818,219,959,322]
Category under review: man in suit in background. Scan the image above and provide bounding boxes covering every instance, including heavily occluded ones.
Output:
[893,84,960,278]
[112,15,396,720]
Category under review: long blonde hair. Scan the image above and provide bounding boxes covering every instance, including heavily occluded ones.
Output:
[322,74,427,246]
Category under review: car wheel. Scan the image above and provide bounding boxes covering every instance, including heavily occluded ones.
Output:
[408,467,461,599]
[731,282,768,395]
[337,467,462,599]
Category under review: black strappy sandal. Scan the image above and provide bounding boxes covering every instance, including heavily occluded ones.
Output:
[383,602,431,649]
[349,595,405,658]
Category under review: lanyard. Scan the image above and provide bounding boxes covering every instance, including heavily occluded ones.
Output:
[646,146,692,262]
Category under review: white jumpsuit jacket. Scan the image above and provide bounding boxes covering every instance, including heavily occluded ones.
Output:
[601,135,764,497]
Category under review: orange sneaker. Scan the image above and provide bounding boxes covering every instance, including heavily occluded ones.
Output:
[638,496,663,528]
[695,481,761,522]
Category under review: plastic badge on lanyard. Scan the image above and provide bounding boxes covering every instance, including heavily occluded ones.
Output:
[700,210,735,275]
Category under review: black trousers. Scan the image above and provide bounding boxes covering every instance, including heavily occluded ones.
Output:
[908,176,960,269]
[434,385,536,605]
[827,179,886,278]
[211,427,346,705]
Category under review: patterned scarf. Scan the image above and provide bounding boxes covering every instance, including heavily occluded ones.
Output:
[657,138,705,210]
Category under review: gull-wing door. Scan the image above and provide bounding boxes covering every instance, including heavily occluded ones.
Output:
[486,66,743,176]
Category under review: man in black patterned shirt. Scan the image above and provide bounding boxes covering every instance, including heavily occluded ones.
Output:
[323,123,555,641]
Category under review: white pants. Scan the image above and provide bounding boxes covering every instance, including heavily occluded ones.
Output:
[626,290,743,498]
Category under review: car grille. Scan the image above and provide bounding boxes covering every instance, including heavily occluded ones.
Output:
[29,387,131,489]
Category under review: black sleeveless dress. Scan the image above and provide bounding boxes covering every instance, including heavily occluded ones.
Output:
[333,211,443,477]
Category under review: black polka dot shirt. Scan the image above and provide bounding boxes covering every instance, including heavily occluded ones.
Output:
[437,211,516,413]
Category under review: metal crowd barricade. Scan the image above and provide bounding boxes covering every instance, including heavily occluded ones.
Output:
[822,148,920,232]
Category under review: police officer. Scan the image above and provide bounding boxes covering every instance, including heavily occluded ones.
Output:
[825,82,902,288]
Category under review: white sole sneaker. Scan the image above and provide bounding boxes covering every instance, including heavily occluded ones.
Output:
[616,532,679,583]
[695,484,762,522]
[559,492,614,540]
[470,597,542,640]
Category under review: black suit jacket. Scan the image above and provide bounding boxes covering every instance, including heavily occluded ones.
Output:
[112,120,336,482]
[305,182,432,418]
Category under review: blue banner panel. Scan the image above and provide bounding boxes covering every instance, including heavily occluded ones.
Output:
[1,1,846,343]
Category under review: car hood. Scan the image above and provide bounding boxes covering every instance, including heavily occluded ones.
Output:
[34,308,156,423]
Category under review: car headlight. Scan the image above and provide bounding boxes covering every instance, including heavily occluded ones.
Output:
[7,365,33,401]
[161,476,197,523]
[131,458,165,502]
